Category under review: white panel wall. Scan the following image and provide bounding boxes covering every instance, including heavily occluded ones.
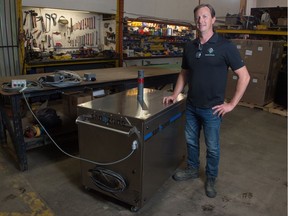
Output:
[22,0,286,22]
[246,0,257,15]
[200,0,241,17]
[124,0,241,23]
[22,0,117,14]
[123,0,198,22]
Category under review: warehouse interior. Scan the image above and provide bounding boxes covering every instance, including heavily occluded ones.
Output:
[0,0,287,215]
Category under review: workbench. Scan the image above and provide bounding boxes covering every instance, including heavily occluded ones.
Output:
[0,66,180,171]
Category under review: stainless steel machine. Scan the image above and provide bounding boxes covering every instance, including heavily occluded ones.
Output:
[76,88,186,211]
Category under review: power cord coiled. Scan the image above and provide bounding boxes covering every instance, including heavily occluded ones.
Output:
[89,167,127,193]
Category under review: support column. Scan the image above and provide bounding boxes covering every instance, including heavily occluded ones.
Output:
[240,0,247,15]
[116,0,124,67]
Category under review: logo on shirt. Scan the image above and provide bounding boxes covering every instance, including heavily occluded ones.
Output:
[205,47,215,57]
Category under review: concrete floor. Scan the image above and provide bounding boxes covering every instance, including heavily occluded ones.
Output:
[0,105,287,216]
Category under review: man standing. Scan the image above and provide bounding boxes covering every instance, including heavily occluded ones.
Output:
[163,4,250,198]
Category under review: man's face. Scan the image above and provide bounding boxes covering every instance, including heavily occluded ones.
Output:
[194,6,216,34]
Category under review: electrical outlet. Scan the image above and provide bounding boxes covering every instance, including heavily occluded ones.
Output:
[11,79,27,88]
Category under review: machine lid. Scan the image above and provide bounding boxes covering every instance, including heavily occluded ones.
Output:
[78,88,185,120]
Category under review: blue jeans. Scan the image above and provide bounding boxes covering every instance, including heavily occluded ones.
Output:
[185,105,222,178]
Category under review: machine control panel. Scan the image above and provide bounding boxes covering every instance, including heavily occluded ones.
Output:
[87,111,130,128]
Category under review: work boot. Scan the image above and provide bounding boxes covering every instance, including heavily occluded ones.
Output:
[172,167,199,181]
[205,177,217,198]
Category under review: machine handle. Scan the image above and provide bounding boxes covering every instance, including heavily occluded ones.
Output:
[76,117,134,136]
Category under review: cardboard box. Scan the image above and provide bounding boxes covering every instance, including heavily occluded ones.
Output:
[225,71,278,106]
[229,39,285,106]
[277,18,287,26]
[242,73,269,106]
[225,14,240,25]
[231,39,284,75]
[63,91,93,118]
[225,70,238,100]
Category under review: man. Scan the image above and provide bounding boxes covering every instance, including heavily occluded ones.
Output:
[163,4,250,198]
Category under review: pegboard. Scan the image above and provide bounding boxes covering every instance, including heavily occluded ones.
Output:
[22,7,110,54]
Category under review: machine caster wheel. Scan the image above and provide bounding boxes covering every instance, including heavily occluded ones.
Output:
[130,206,139,212]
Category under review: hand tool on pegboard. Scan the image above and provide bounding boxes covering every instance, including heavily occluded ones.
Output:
[45,14,51,32]
[89,17,91,29]
[92,32,94,46]
[29,10,38,29]
[36,31,41,39]
[95,30,98,45]
[32,38,37,47]
[36,16,46,32]
[70,18,73,34]
[48,35,51,48]
[51,13,57,26]
[23,11,29,25]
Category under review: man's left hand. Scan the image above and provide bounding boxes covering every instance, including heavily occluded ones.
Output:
[212,103,235,117]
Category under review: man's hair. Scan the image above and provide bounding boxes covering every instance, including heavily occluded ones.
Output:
[194,4,216,18]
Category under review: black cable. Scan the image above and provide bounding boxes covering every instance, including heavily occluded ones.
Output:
[89,167,127,193]
[21,89,139,166]
[38,70,82,87]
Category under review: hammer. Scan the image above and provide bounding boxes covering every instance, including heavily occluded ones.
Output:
[23,11,29,25]
[29,10,38,28]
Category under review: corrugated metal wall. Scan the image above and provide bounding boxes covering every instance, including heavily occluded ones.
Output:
[0,0,21,77]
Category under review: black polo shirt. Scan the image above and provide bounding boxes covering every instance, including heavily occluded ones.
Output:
[182,33,244,108]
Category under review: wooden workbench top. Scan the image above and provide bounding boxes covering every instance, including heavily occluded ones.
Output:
[0,66,181,95]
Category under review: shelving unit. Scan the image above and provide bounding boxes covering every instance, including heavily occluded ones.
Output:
[123,18,194,59]
[216,29,288,42]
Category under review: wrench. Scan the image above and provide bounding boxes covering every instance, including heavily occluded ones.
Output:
[36,16,46,32]
[51,13,57,26]
[45,13,51,32]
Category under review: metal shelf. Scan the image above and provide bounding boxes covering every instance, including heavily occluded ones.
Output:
[216,29,288,36]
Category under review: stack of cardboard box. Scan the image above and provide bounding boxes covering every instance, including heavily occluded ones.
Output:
[225,39,285,106]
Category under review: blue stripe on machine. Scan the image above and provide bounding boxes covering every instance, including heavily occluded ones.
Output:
[144,112,183,141]
[144,132,153,141]
[169,112,182,123]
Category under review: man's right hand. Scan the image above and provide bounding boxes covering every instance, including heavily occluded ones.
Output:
[163,95,177,104]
